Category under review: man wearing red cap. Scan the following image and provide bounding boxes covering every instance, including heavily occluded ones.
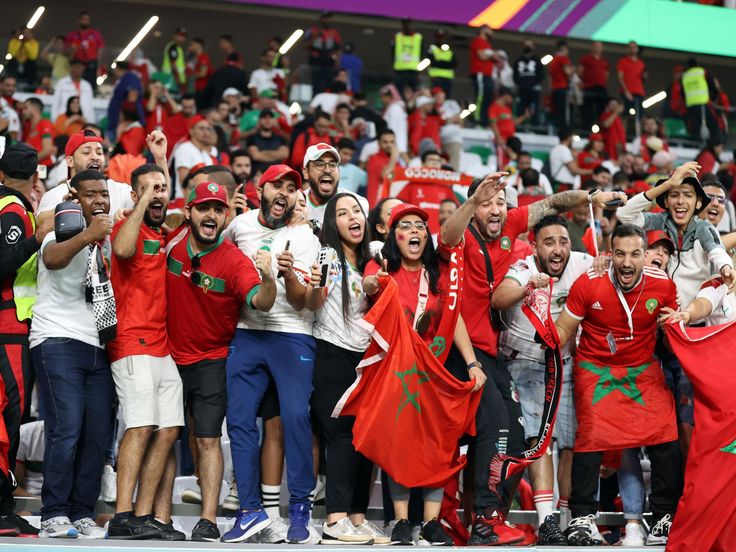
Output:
[221,164,320,544]
[173,116,218,196]
[106,163,184,541]
[166,181,276,541]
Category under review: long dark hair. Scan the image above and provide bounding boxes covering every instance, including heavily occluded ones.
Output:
[367,197,402,242]
[65,95,81,117]
[381,218,440,295]
[319,193,372,322]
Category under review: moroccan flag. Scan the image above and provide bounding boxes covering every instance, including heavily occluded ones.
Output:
[333,248,481,488]
[666,320,736,552]
[573,357,677,452]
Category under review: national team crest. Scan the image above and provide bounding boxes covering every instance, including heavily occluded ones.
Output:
[500,236,512,251]
[207,183,219,194]
[645,298,658,314]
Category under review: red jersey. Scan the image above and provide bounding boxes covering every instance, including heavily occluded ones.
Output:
[549,55,571,90]
[565,266,677,367]
[488,102,515,141]
[408,111,442,156]
[189,53,212,92]
[108,221,169,362]
[65,28,105,63]
[396,183,456,235]
[579,54,609,89]
[577,150,602,171]
[364,261,449,347]
[600,110,626,160]
[438,205,530,356]
[469,36,493,76]
[617,56,645,97]
[146,103,173,133]
[119,123,147,156]
[167,234,261,365]
[366,150,391,207]
[26,119,55,166]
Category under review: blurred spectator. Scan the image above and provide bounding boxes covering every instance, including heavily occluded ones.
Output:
[1,76,19,110]
[567,203,591,252]
[409,96,441,156]
[54,96,87,137]
[230,149,258,208]
[34,76,53,96]
[162,27,188,92]
[22,97,55,166]
[51,59,94,123]
[578,41,609,130]
[489,87,529,146]
[682,57,721,143]
[336,137,367,195]
[549,40,573,130]
[351,92,386,136]
[696,141,723,175]
[549,127,592,190]
[290,111,337,169]
[64,11,104,90]
[144,80,179,133]
[631,154,649,181]
[204,53,248,108]
[393,19,422,95]
[506,151,552,195]
[214,99,239,147]
[333,103,355,139]
[599,96,626,160]
[41,36,70,85]
[310,73,350,116]
[577,133,605,171]
[380,84,408,158]
[433,87,462,170]
[664,64,687,119]
[305,11,341,94]
[366,128,400,206]
[0,96,20,141]
[106,62,144,143]
[427,30,456,98]
[248,49,285,96]
[114,108,146,156]
[218,34,242,67]
[6,28,39,86]
[513,40,544,126]
[246,109,289,174]
[186,38,212,109]
[470,25,495,127]
[339,43,363,93]
[492,51,514,90]
[174,115,218,193]
[240,89,289,138]
[616,41,646,120]
[647,150,676,185]
[162,93,194,153]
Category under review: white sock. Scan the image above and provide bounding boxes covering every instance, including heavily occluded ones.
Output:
[261,484,281,519]
[533,490,555,526]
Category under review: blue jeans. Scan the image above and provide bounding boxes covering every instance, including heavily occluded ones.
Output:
[32,338,115,521]
[617,448,645,520]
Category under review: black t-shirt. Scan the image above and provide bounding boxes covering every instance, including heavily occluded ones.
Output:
[246,131,287,173]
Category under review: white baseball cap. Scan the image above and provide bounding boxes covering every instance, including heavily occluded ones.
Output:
[303,142,341,168]
[415,96,434,108]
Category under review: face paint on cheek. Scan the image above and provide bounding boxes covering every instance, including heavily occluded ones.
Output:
[397,234,406,242]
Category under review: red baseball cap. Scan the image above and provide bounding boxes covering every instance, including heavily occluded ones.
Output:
[188,114,208,130]
[431,86,444,95]
[65,131,103,157]
[588,133,604,142]
[646,230,674,255]
[388,203,429,228]
[187,181,229,207]
[259,164,302,188]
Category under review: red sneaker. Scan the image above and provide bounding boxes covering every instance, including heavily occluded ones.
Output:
[467,512,526,546]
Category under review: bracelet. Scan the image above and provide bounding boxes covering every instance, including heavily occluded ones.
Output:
[467,361,482,371]
[587,189,600,204]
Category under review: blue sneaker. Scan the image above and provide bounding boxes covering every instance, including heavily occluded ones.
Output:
[221,509,271,543]
[287,503,311,544]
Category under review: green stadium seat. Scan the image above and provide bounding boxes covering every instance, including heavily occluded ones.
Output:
[664,118,689,138]
[531,150,549,163]
[468,145,492,164]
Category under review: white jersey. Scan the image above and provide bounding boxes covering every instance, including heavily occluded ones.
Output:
[696,277,736,326]
[499,252,593,362]
[38,178,134,216]
[305,188,369,226]
[224,209,320,335]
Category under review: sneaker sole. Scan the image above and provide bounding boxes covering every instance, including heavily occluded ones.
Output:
[105,530,162,540]
[222,518,272,543]
[191,535,221,542]
[418,538,453,546]
[181,495,203,505]
[321,535,375,545]
[39,531,79,538]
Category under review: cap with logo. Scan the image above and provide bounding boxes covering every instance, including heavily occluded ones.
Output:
[187,181,229,207]
[0,143,39,180]
[388,203,429,228]
[259,164,302,189]
[303,142,341,168]
[646,230,675,255]
[65,131,103,157]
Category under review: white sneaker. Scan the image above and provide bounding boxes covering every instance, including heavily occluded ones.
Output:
[312,474,326,504]
[99,465,116,502]
[73,518,106,539]
[321,517,374,544]
[621,521,646,546]
[40,516,78,538]
[257,517,290,543]
[223,483,239,512]
[355,520,391,544]
[181,487,202,504]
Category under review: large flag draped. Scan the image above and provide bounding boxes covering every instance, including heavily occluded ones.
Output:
[489,283,564,494]
[666,320,736,552]
[333,247,481,488]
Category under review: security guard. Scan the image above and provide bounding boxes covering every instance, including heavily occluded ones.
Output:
[427,30,456,98]
[162,27,187,91]
[393,19,422,94]
[0,143,51,536]
[681,57,720,142]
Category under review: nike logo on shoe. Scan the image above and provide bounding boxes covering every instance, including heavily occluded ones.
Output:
[300,355,313,361]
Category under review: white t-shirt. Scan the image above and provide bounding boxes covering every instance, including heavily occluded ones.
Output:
[549,144,575,185]
[696,278,736,326]
[173,141,218,195]
[499,252,593,362]
[38,179,134,216]
[248,67,285,94]
[306,188,369,226]
[223,210,320,334]
[309,92,339,116]
[383,102,408,155]
[0,98,20,137]
[313,248,371,352]
[30,232,111,349]
[51,76,95,122]
[17,420,45,496]
[506,171,553,196]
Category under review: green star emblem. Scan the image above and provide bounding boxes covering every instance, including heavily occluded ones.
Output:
[395,363,431,421]
[579,361,649,406]
[721,438,736,455]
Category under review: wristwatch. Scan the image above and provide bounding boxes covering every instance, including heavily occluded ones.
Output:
[467,361,482,371]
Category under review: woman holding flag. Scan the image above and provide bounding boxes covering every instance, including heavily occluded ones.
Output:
[359,203,485,546]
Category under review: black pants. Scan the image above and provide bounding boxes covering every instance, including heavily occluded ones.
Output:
[583,86,608,130]
[310,65,335,95]
[395,71,419,95]
[552,88,570,130]
[311,339,373,515]
[0,335,33,514]
[82,60,98,92]
[686,104,722,143]
[517,87,541,126]
[570,440,683,519]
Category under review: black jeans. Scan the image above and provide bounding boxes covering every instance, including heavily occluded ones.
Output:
[552,88,570,130]
[517,87,541,126]
[395,71,419,95]
[311,339,373,515]
[570,440,683,520]
[583,86,608,130]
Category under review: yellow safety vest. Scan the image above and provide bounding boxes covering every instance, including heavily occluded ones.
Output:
[428,45,454,79]
[162,41,186,83]
[682,67,709,107]
[393,33,422,72]
[0,195,37,322]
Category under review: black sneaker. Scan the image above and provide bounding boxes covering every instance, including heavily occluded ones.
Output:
[391,519,414,545]
[107,512,160,540]
[646,513,672,546]
[564,515,605,546]
[2,513,37,537]
[191,518,220,542]
[420,519,453,546]
[137,515,186,541]
[537,514,567,545]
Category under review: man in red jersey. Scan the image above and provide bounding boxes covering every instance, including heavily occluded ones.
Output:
[555,224,682,546]
[578,41,609,130]
[549,40,573,130]
[616,41,646,122]
[166,181,275,541]
[469,25,495,128]
[107,164,185,541]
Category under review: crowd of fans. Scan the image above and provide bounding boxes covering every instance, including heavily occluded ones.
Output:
[0,6,735,549]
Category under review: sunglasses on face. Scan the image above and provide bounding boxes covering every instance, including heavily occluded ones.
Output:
[397,220,427,231]
[707,194,727,205]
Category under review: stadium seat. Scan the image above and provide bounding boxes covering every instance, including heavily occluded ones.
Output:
[467,145,493,164]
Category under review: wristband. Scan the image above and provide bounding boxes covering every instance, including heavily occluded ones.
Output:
[588,189,600,204]
[467,361,482,371]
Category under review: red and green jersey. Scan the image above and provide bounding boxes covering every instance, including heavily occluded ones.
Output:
[167,233,261,365]
[108,221,169,362]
